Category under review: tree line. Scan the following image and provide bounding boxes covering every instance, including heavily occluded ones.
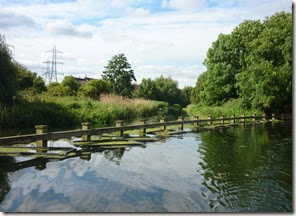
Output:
[190,12,292,113]
[1,11,291,113]
[0,40,190,107]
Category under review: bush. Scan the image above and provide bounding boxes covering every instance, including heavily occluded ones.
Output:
[32,76,46,93]
[78,79,112,99]
[186,98,262,118]
[61,76,81,95]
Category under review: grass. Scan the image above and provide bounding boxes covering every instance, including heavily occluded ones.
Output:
[185,99,263,119]
[0,91,171,129]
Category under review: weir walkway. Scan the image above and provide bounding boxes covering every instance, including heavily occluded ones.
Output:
[0,113,288,168]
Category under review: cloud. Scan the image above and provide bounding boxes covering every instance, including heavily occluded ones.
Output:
[0,10,36,28]
[164,0,205,11]
[127,8,150,17]
[0,0,291,88]
[44,20,94,38]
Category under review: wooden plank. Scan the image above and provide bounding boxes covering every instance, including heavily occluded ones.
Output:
[75,140,144,146]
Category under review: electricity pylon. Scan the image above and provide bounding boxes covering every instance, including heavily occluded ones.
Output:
[42,45,63,84]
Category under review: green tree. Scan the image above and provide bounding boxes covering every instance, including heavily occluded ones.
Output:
[182,86,194,106]
[236,12,292,112]
[102,54,136,98]
[47,82,64,96]
[191,73,205,104]
[134,78,157,100]
[154,76,183,105]
[15,63,46,93]
[15,63,37,91]
[78,79,112,99]
[0,35,18,104]
[32,76,46,93]
[200,20,264,105]
[61,76,81,94]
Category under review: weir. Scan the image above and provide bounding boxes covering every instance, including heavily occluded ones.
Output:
[0,113,286,146]
[0,114,288,160]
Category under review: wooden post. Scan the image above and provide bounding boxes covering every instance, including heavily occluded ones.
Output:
[208,116,212,125]
[193,116,199,131]
[230,115,235,124]
[262,113,266,121]
[178,117,184,131]
[241,114,245,125]
[139,119,147,136]
[115,120,124,137]
[220,115,225,124]
[35,125,48,148]
[160,118,166,130]
[272,113,275,121]
[252,114,256,122]
[81,122,92,141]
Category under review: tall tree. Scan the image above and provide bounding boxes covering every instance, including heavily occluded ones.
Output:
[0,35,18,104]
[201,20,263,105]
[154,76,183,105]
[236,12,292,112]
[134,78,157,100]
[102,54,136,98]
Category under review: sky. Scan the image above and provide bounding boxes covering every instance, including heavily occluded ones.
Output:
[0,0,292,87]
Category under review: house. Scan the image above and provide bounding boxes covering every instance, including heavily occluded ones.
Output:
[74,75,93,86]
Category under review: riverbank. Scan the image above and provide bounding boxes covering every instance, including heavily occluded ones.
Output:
[185,99,263,118]
[0,92,181,129]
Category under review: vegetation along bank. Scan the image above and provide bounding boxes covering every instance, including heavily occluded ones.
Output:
[0,12,291,129]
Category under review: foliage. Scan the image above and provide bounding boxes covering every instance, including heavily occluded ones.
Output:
[0,35,18,104]
[102,53,136,98]
[15,63,37,91]
[0,92,169,128]
[15,62,46,94]
[134,78,158,100]
[78,79,112,99]
[182,86,194,106]
[190,73,205,104]
[236,12,292,113]
[134,76,186,107]
[186,98,262,119]
[154,76,185,106]
[192,12,292,113]
[32,76,47,93]
[61,76,81,95]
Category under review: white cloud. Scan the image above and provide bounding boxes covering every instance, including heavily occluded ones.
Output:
[166,0,205,11]
[0,10,36,28]
[44,20,94,38]
[0,0,292,88]
[127,8,150,17]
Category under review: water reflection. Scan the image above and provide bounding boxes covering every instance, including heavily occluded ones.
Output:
[0,157,15,203]
[197,123,292,212]
[0,122,292,212]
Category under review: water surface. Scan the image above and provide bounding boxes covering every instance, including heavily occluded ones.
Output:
[0,121,292,212]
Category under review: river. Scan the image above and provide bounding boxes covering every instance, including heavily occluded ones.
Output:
[0,121,292,212]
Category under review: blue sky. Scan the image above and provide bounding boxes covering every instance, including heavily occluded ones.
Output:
[0,0,292,87]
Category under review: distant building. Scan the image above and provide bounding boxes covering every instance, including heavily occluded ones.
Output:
[74,75,93,86]
[133,84,139,91]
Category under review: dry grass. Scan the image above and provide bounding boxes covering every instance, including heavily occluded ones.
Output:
[100,94,154,107]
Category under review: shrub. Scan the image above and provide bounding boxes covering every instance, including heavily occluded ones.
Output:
[78,79,112,99]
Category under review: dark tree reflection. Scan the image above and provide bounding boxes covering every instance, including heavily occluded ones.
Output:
[0,156,15,203]
[103,148,126,165]
[197,123,292,212]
